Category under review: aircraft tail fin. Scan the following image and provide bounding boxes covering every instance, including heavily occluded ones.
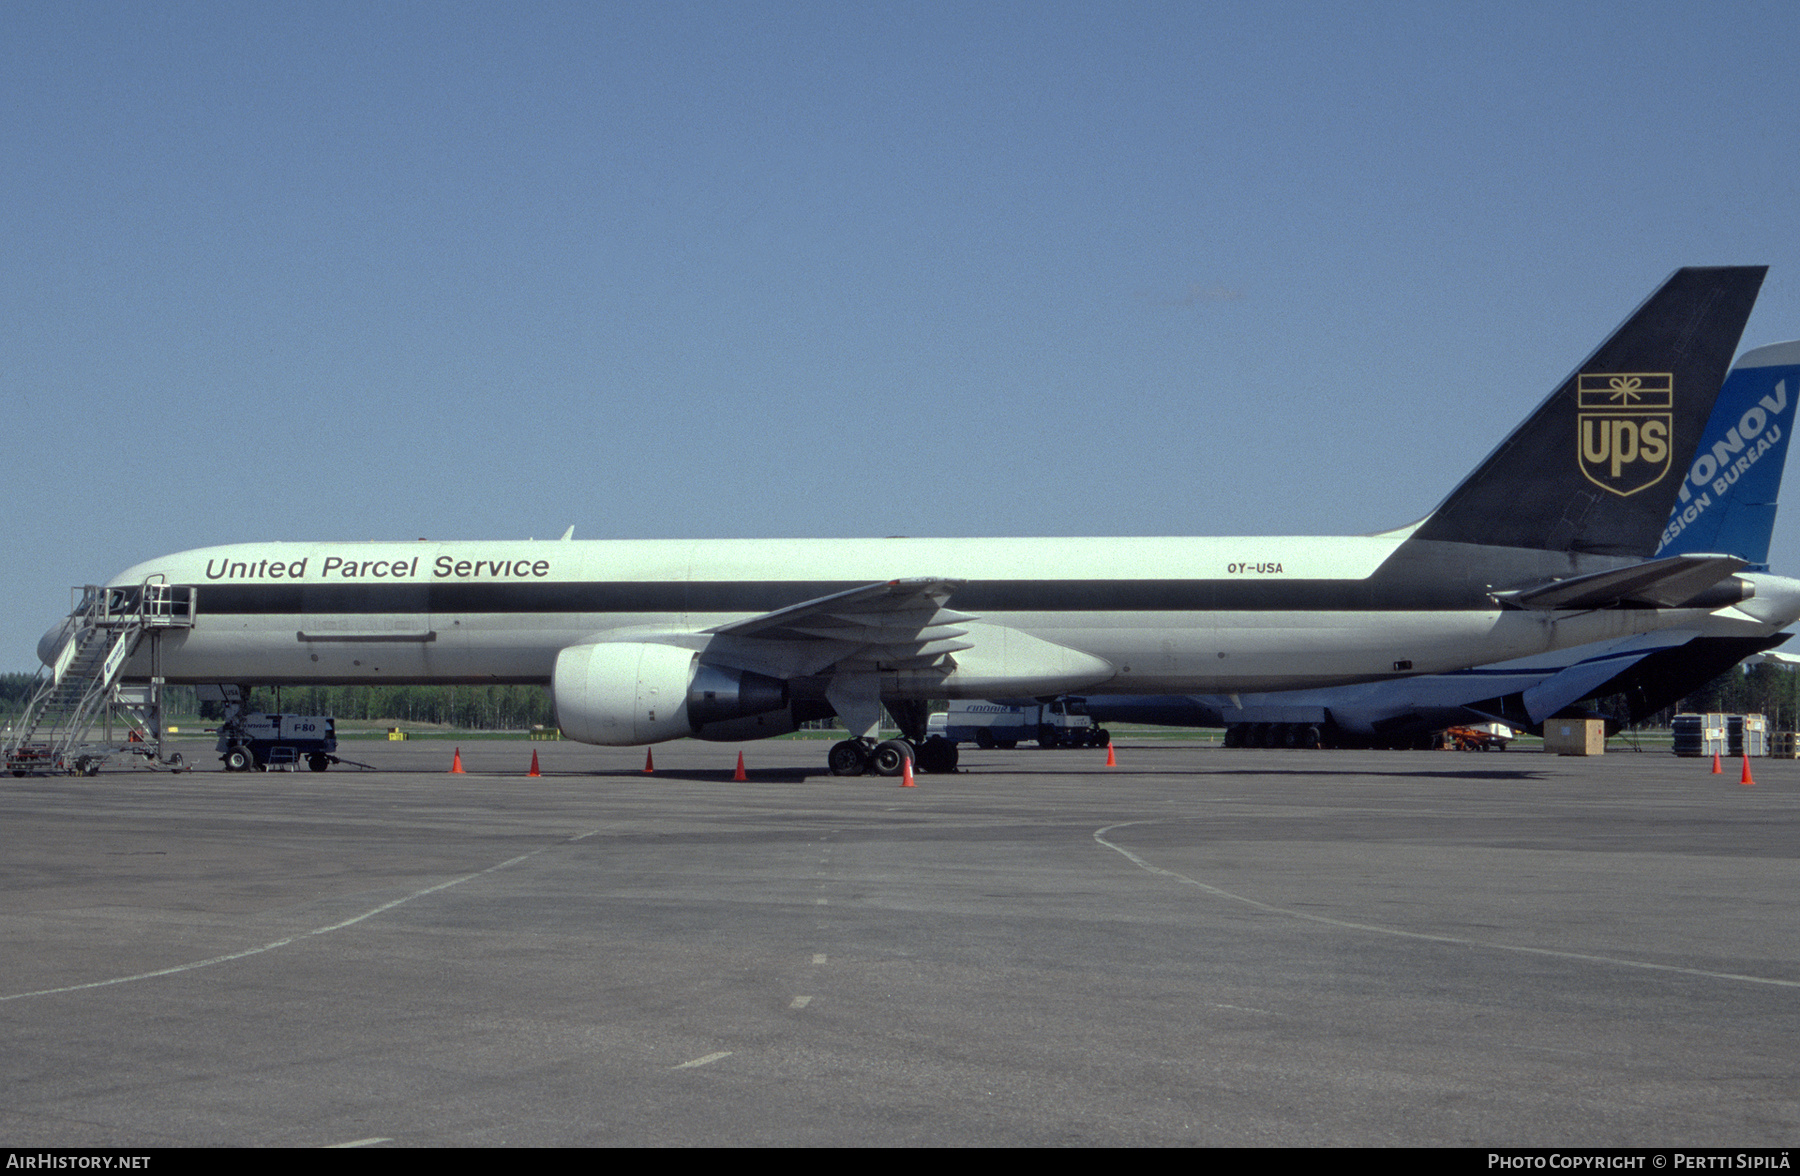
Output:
[1655,339,1800,569]
[1413,267,1765,557]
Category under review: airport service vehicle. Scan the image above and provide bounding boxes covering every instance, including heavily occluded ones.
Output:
[1439,724,1515,752]
[42,268,1773,778]
[1062,339,1800,749]
[943,699,1109,749]
[216,712,339,772]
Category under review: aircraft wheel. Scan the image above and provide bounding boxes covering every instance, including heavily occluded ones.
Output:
[223,746,254,773]
[307,753,329,772]
[916,736,959,774]
[827,740,870,777]
[1223,725,1242,748]
[871,739,914,777]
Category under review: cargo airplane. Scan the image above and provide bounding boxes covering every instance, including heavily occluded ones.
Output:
[1059,339,1800,747]
[55,267,1771,775]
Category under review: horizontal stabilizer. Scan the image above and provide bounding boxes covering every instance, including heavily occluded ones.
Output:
[1495,553,1747,610]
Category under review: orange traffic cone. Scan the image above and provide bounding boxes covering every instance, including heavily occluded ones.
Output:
[1105,741,1116,767]
[644,747,655,774]
[450,747,465,774]
[1742,754,1756,786]
[900,755,916,788]
[734,751,747,782]
[528,749,541,777]
[1712,751,1723,774]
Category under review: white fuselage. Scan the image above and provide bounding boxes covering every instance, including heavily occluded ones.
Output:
[96,533,1725,698]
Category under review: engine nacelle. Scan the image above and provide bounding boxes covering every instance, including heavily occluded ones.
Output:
[552,641,788,745]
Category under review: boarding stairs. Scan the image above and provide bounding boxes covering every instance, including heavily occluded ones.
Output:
[2,579,195,775]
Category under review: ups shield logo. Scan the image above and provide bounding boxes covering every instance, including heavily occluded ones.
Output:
[1578,373,1673,497]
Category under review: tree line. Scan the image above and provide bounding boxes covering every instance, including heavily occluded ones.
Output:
[0,676,556,731]
[1641,662,1800,729]
[239,684,556,729]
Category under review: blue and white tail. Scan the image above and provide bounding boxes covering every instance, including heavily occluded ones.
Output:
[1656,340,1800,569]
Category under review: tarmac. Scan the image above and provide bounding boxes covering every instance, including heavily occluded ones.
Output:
[2,737,1797,1147]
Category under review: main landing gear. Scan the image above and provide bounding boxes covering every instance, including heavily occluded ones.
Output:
[821,680,958,778]
[827,735,960,777]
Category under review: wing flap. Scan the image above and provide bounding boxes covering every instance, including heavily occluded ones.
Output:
[704,577,974,674]
[710,578,968,639]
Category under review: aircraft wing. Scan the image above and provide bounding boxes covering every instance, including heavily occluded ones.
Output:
[1495,554,1748,611]
[707,577,977,672]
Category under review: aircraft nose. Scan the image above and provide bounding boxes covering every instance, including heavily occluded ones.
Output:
[1738,574,1800,628]
[37,617,75,667]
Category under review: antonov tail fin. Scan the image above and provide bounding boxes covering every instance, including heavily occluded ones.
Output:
[1413,267,1765,557]
[1656,339,1800,569]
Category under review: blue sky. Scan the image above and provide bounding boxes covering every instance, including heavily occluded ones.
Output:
[5,1,1800,668]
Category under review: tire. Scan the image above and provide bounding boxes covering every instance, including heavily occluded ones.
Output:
[828,740,869,777]
[1094,728,1110,747]
[1037,725,1058,749]
[223,746,253,773]
[974,729,995,750]
[307,753,329,772]
[871,739,914,777]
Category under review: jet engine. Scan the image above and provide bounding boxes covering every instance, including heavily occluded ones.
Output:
[551,641,789,745]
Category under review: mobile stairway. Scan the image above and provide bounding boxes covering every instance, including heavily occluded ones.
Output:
[2,580,196,776]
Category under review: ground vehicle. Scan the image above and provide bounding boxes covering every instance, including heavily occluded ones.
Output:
[942,699,1110,749]
[1438,724,1515,751]
[217,712,339,771]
